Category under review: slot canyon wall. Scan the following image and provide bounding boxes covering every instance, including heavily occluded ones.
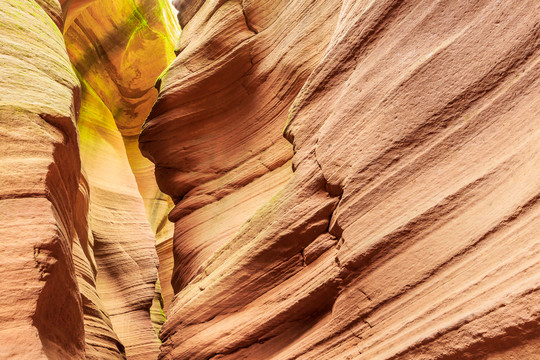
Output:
[1,0,540,360]
[1,0,178,358]
[140,0,540,359]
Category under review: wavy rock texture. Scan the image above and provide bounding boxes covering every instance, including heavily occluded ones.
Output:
[0,0,84,358]
[1,0,178,359]
[140,0,341,305]
[2,0,539,359]
[63,0,179,358]
[71,173,127,360]
[141,0,540,359]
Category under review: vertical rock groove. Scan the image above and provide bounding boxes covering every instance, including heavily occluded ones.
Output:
[62,0,180,358]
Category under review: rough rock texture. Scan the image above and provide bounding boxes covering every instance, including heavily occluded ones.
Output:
[0,0,178,359]
[63,0,180,357]
[141,1,540,359]
[0,0,85,358]
[2,0,540,359]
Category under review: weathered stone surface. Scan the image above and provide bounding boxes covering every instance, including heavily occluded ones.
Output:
[140,0,340,307]
[71,176,127,360]
[2,0,539,359]
[141,1,540,359]
[62,0,179,357]
[75,78,160,359]
[0,0,178,359]
[0,0,84,358]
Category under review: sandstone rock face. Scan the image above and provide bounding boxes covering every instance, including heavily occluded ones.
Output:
[2,0,540,359]
[0,0,84,358]
[63,0,179,357]
[140,0,341,305]
[1,0,178,359]
[141,1,540,359]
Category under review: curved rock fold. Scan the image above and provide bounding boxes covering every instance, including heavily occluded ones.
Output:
[141,0,540,359]
[1,0,539,359]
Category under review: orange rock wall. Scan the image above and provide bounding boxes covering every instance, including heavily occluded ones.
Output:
[63,0,179,357]
[0,0,85,358]
[1,0,178,359]
[140,0,341,304]
[141,1,540,359]
[1,0,539,359]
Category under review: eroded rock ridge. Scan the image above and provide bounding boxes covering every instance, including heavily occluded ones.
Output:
[1,0,178,358]
[141,0,540,359]
[1,0,539,359]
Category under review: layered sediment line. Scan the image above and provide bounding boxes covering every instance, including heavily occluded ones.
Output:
[0,0,84,358]
[63,0,179,357]
[141,1,540,359]
[140,0,341,306]
[1,0,179,358]
[1,0,539,359]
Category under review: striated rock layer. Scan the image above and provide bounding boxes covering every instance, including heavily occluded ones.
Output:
[141,0,540,359]
[1,0,178,359]
[0,0,84,358]
[63,0,179,357]
[1,0,539,359]
[140,0,340,306]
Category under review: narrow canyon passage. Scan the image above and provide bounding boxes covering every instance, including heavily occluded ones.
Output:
[1,1,540,360]
[63,1,180,358]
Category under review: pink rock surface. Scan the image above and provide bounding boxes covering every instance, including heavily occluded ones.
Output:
[141,1,540,359]
[0,0,84,358]
[1,0,539,359]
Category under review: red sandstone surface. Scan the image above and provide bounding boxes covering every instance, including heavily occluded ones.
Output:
[1,0,539,359]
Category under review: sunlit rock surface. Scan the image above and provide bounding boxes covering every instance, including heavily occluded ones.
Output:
[63,0,179,358]
[1,0,539,359]
[0,0,84,358]
[141,1,540,359]
[139,0,340,305]
[1,0,178,359]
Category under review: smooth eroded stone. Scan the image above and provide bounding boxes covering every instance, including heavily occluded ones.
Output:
[62,0,180,357]
[0,0,84,358]
[140,0,341,311]
[64,0,179,317]
[141,0,540,359]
